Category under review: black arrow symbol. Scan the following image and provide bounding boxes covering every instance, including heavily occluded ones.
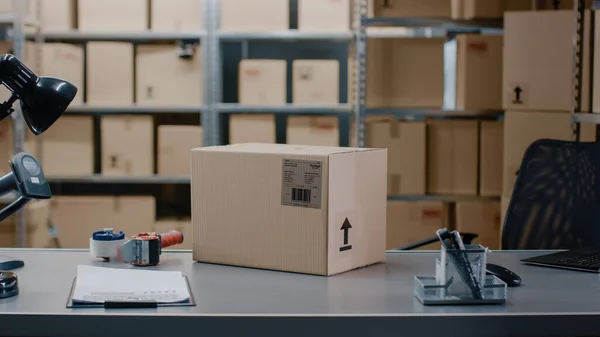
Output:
[339,218,352,252]
[513,86,523,104]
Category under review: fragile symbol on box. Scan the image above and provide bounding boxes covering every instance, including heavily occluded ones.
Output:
[339,217,352,252]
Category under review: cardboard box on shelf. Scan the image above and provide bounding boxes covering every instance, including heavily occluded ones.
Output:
[157,125,203,176]
[239,59,286,105]
[87,42,134,105]
[366,119,426,195]
[286,116,339,147]
[26,116,94,177]
[503,111,596,196]
[298,0,350,32]
[503,10,592,112]
[151,0,202,32]
[427,120,478,195]
[220,0,288,32]
[78,0,148,31]
[369,0,451,18]
[0,121,11,176]
[480,121,503,196]
[0,200,51,248]
[155,219,193,250]
[451,0,503,19]
[136,44,203,105]
[101,115,153,176]
[50,196,156,249]
[39,0,76,31]
[456,34,503,110]
[292,60,339,105]
[386,201,450,250]
[191,143,387,275]
[455,201,502,250]
[229,115,276,144]
[41,43,84,105]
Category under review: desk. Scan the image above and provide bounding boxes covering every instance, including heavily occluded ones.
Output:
[0,249,598,337]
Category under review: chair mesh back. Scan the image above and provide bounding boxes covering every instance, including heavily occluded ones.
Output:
[502,139,600,250]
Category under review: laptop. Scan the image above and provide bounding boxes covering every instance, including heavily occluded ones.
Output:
[521,248,600,273]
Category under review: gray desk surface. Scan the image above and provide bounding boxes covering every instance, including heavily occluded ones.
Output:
[0,248,599,337]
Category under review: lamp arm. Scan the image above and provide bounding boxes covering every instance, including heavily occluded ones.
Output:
[0,172,17,197]
[0,196,30,223]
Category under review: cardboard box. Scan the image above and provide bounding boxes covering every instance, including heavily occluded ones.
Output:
[286,116,339,147]
[369,0,451,18]
[26,116,94,177]
[220,0,288,32]
[50,196,156,249]
[191,143,387,275]
[78,0,148,31]
[87,42,134,105]
[0,0,38,23]
[41,43,84,105]
[503,10,591,112]
[292,60,339,105]
[155,219,193,250]
[136,44,203,105]
[157,125,203,176]
[457,34,503,110]
[229,115,276,144]
[480,121,503,196]
[386,201,450,250]
[366,119,426,195]
[503,111,596,196]
[39,0,76,31]
[101,116,153,176]
[151,0,202,32]
[0,200,51,248]
[456,201,501,250]
[427,120,478,195]
[451,0,503,19]
[239,59,286,105]
[0,120,12,176]
[298,0,350,32]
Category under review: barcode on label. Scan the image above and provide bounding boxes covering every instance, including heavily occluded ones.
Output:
[291,188,311,203]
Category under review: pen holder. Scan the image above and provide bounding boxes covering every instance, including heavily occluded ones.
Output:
[414,244,507,305]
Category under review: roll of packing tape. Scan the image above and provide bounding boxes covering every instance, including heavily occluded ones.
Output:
[0,272,18,299]
[90,228,126,260]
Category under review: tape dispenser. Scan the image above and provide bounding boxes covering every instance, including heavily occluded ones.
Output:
[90,228,126,261]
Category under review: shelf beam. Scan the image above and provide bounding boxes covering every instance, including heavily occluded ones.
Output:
[218,31,353,41]
[388,195,500,202]
[28,31,206,42]
[217,103,352,114]
[47,175,191,184]
[65,105,206,114]
[365,17,503,30]
[366,108,503,118]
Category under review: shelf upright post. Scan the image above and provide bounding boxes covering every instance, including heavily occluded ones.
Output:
[353,0,368,147]
[201,0,221,146]
[571,0,586,141]
[11,0,27,248]
[442,32,458,111]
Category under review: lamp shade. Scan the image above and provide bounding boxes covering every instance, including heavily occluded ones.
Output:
[20,76,77,135]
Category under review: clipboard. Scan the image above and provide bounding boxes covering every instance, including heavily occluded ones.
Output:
[65,275,197,309]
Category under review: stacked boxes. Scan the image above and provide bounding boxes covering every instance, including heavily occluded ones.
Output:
[298,0,350,32]
[220,0,289,32]
[101,116,154,176]
[151,0,203,32]
[86,42,134,105]
[387,201,450,250]
[78,0,149,32]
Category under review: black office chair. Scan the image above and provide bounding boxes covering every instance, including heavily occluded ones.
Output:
[396,139,600,251]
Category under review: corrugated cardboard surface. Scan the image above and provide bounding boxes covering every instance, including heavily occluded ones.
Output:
[40,0,76,31]
[456,201,501,250]
[151,0,202,32]
[50,196,156,249]
[41,43,84,105]
[298,0,350,32]
[457,34,502,110]
[480,121,503,196]
[87,42,134,105]
[386,201,450,250]
[157,125,203,176]
[136,44,203,105]
[220,0,289,31]
[370,0,451,17]
[427,120,478,195]
[454,0,504,19]
[366,119,426,195]
[292,60,339,105]
[78,0,148,31]
[191,143,386,276]
[503,111,596,196]
[0,200,50,248]
[229,115,276,144]
[155,219,193,250]
[26,116,94,177]
[503,10,591,112]
[286,116,339,147]
[239,59,286,105]
[101,115,153,176]
[0,121,12,176]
